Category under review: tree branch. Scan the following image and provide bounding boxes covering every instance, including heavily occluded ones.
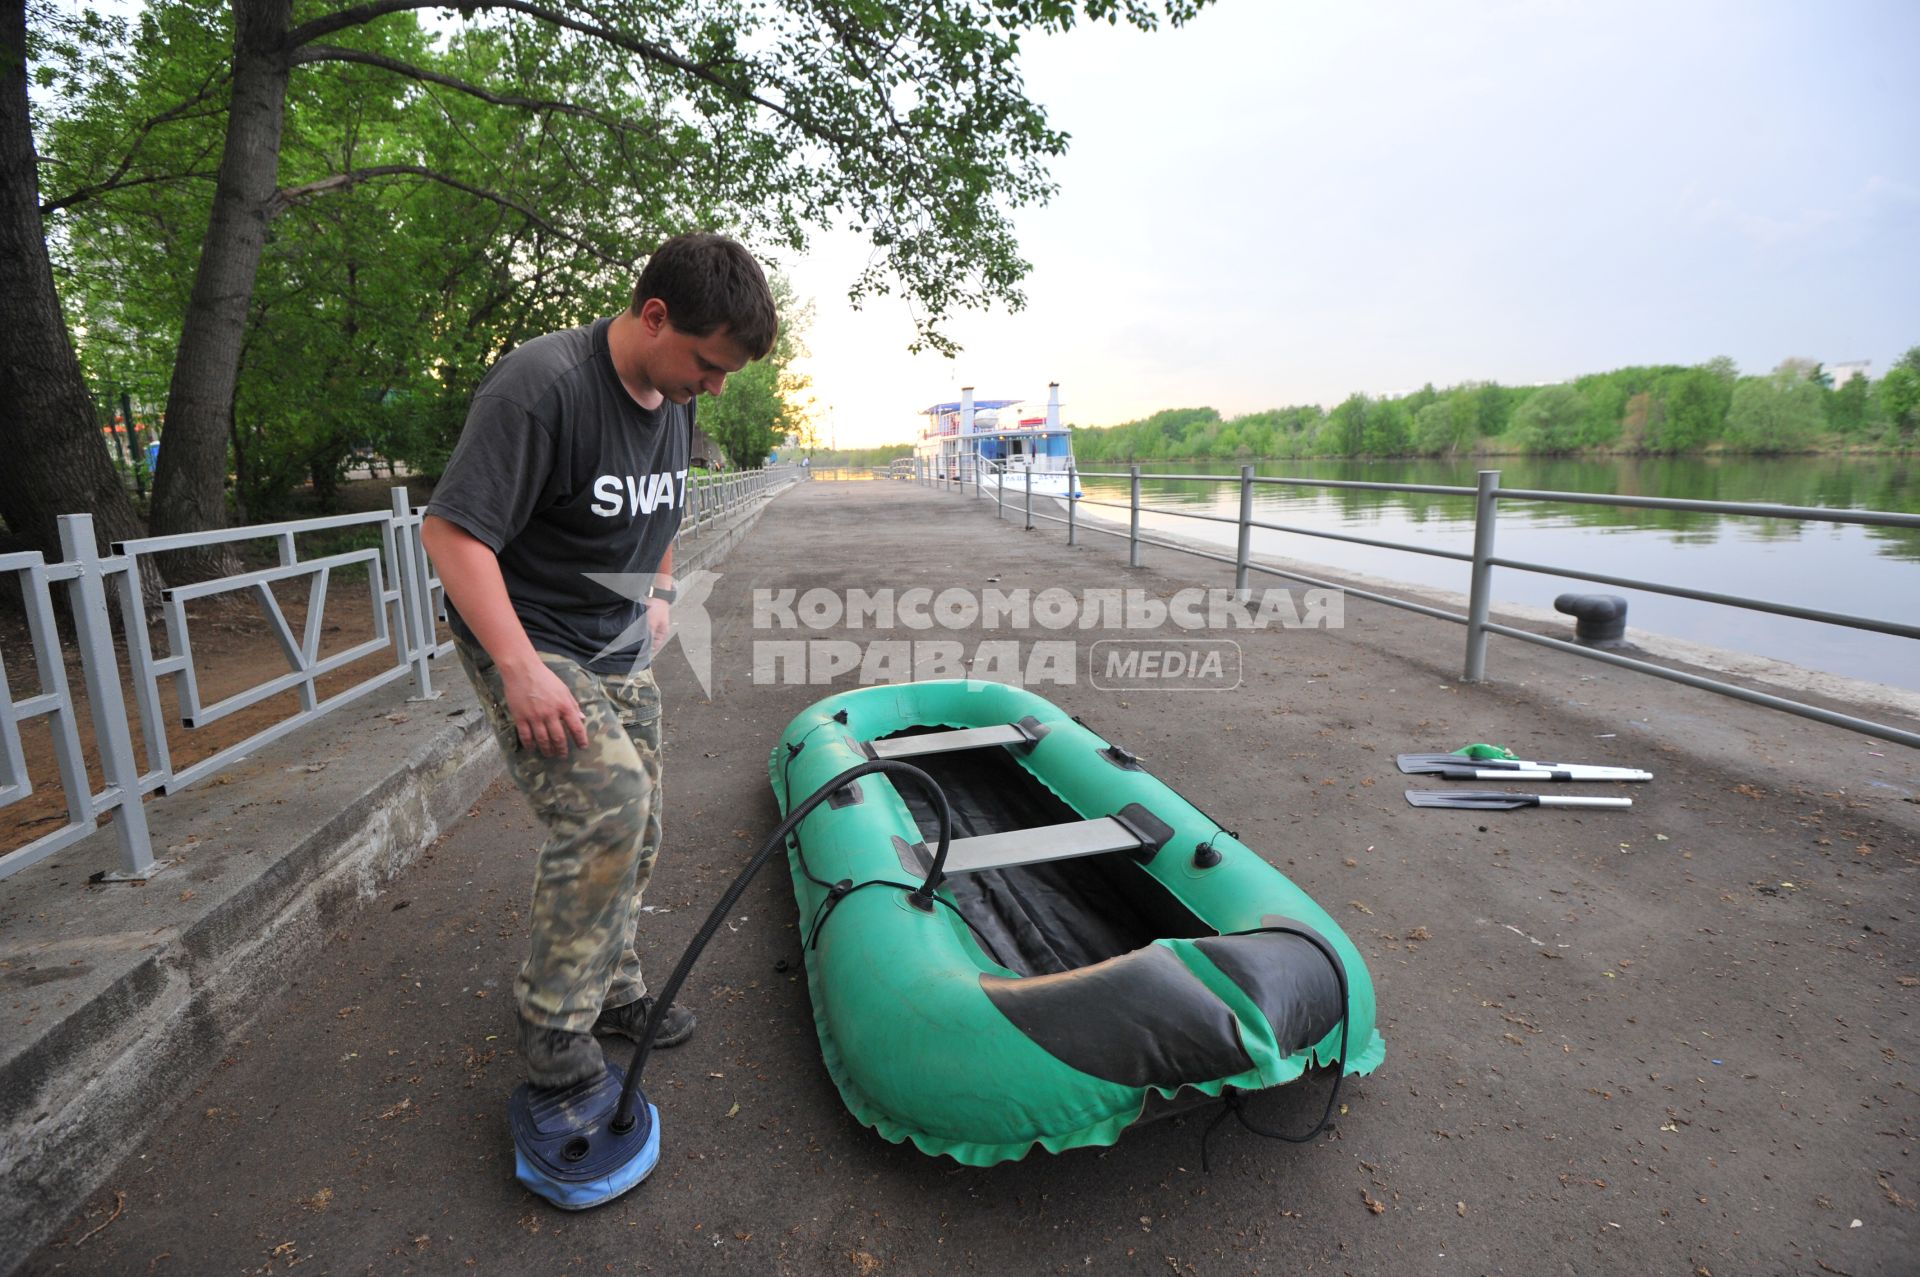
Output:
[40,168,219,214]
[285,0,841,146]
[266,163,624,267]
[38,66,230,215]
[291,44,665,140]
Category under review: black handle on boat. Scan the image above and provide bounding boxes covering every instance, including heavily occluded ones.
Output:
[611,758,953,1132]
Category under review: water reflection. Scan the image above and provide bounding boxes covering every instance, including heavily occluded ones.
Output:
[1073,457,1920,689]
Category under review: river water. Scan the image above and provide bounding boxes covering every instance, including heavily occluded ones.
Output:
[1063,456,1920,693]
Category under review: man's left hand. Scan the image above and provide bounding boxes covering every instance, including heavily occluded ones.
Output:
[649,598,670,649]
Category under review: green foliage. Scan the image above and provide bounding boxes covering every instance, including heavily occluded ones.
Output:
[1411,394,1477,456]
[1326,395,1369,456]
[1070,407,1222,462]
[1059,348,1917,463]
[25,0,1215,525]
[1724,365,1827,453]
[1648,367,1726,453]
[1508,385,1592,454]
[1360,397,1409,456]
[1882,347,1920,442]
[1826,373,1873,436]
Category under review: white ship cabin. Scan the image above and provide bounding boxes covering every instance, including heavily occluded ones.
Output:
[916,384,1079,497]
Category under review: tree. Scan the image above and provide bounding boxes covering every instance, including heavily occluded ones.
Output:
[1508,385,1590,454]
[1326,395,1369,457]
[1650,367,1723,453]
[16,0,1213,575]
[1360,396,1409,455]
[1881,347,1920,443]
[1724,367,1825,453]
[1826,372,1871,436]
[1410,402,1452,456]
[0,0,149,562]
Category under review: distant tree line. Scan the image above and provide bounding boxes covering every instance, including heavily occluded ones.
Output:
[1072,351,1920,462]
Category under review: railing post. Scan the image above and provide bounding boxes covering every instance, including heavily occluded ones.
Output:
[1234,464,1254,601]
[1128,465,1142,568]
[1066,464,1078,546]
[390,487,439,699]
[1463,469,1501,683]
[996,466,1005,521]
[1024,467,1034,530]
[57,514,157,879]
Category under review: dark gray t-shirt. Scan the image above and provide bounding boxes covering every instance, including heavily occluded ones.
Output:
[428,317,691,674]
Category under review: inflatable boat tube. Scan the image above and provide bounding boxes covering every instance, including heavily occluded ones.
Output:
[769,680,1385,1166]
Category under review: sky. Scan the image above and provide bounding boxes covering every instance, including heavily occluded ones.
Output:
[765,0,1920,449]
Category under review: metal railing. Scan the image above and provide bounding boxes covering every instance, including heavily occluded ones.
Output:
[683,464,799,533]
[961,463,1920,750]
[0,467,800,882]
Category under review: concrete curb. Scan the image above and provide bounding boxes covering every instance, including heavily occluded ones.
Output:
[0,483,792,1269]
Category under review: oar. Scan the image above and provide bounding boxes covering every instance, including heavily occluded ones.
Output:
[1404,789,1633,811]
[1419,766,1646,783]
[1397,753,1651,781]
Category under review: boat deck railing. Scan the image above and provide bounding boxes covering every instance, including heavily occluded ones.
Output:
[911,461,1920,751]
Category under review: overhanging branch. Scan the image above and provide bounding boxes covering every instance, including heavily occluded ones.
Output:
[285,0,848,148]
[40,169,219,214]
[268,164,625,267]
[38,66,230,215]
[292,44,666,140]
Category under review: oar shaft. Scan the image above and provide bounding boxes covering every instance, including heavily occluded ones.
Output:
[1481,758,1649,779]
[1534,795,1634,809]
[1399,753,1651,780]
[1434,766,1649,782]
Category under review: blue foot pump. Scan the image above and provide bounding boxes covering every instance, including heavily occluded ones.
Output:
[507,759,952,1209]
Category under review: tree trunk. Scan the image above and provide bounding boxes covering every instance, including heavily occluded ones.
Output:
[147,0,292,577]
[0,0,154,570]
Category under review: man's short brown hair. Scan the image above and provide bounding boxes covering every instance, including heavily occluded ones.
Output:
[632,233,778,360]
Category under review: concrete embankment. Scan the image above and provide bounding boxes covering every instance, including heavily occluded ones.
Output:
[16,479,1918,1277]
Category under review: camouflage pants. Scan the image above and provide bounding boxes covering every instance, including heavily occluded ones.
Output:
[454,636,664,1033]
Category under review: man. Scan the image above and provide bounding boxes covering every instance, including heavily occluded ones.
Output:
[422,233,778,1089]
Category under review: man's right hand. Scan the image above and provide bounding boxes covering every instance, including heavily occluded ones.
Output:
[501,658,590,757]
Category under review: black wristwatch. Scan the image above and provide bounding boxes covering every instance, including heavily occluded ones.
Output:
[648,584,677,604]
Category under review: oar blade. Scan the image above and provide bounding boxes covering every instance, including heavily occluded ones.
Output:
[1397,753,1651,781]
[1404,789,1538,810]
[1399,753,1505,774]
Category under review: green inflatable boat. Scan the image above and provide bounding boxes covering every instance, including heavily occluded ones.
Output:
[768,680,1385,1166]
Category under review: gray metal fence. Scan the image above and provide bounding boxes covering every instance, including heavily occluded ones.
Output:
[0,467,797,882]
[970,463,1920,750]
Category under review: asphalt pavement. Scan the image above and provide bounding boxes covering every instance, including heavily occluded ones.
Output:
[25,479,1918,1276]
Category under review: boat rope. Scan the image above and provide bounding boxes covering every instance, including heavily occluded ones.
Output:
[1198,923,1352,1171]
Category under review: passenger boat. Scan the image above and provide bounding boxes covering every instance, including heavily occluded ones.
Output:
[769,680,1385,1165]
[916,384,1082,499]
